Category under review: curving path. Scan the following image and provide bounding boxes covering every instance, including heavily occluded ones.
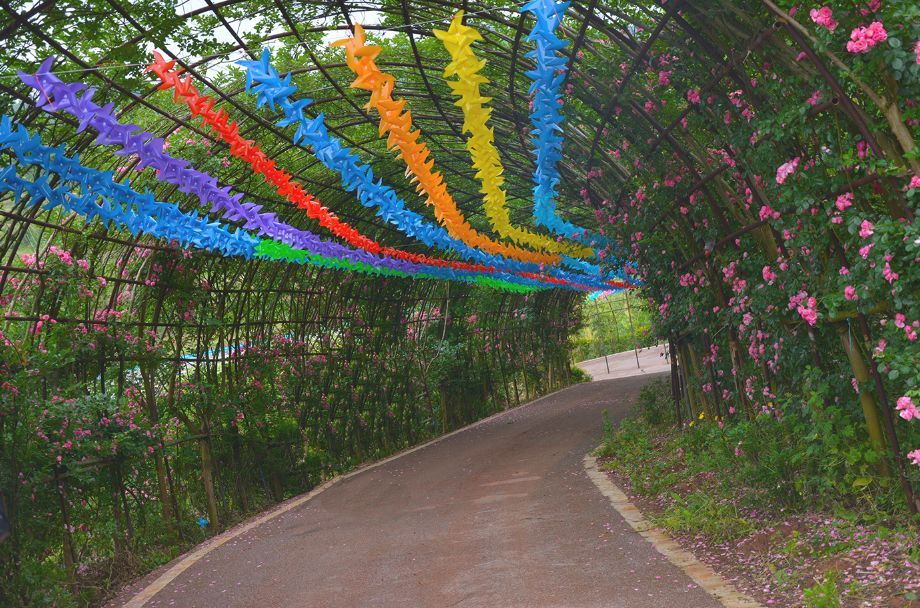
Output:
[114,373,725,608]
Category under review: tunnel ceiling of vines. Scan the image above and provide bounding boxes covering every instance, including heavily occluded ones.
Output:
[1,0,917,302]
[0,0,917,366]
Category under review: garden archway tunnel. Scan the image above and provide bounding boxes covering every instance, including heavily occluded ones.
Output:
[0,0,917,605]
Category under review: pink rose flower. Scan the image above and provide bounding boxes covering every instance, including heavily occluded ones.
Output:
[835,192,853,211]
[908,449,920,467]
[882,262,899,284]
[858,219,874,238]
[759,205,781,221]
[809,7,837,31]
[846,21,887,53]
[896,396,919,421]
[776,157,800,184]
[844,285,858,301]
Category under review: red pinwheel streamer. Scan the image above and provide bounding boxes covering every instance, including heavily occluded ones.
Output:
[148,53,489,274]
[147,53,607,290]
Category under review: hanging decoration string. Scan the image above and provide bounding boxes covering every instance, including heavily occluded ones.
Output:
[333,25,562,266]
[0,117,553,292]
[10,74,584,291]
[523,0,605,249]
[148,52,504,276]
[434,11,594,259]
[238,50,627,290]
[0,116,258,257]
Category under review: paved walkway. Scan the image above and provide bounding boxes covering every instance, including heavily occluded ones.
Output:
[113,373,724,608]
[577,344,671,380]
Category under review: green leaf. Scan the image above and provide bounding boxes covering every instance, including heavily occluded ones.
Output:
[852,477,872,490]
[888,38,901,49]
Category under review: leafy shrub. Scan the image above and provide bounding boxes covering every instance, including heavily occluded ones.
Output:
[802,572,841,608]
[655,491,756,542]
[569,365,592,384]
[635,379,674,427]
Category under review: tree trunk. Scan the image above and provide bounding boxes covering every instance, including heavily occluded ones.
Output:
[54,470,75,584]
[141,367,175,532]
[198,435,220,528]
[835,324,889,477]
[669,338,683,428]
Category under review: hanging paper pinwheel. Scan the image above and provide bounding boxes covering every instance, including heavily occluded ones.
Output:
[333,25,566,266]
[434,11,594,259]
[523,0,607,249]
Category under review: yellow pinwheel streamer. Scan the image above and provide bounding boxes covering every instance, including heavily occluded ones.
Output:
[333,25,561,266]
[433,12,593,259]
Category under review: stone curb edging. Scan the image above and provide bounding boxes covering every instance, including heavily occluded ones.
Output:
[583,449,764,608]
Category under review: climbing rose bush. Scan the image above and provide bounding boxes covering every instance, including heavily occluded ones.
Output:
[568,0,920,504]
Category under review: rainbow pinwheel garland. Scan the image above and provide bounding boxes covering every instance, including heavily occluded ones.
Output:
[235,49,626,288]
[15,61,613,292]
[0,117,551,292]
[3,1,636,294]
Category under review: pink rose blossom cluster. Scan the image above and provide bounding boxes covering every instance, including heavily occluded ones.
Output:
[835,192,853,211]
[759,205,781,221]
[762,265,777,283]
[48,246,73,265]
[796,295,819,327]
[882,261,899,284]
[846,21,887,53]
[909,449,920,467]
[775,157,800,184]
[809,7,837,32]
[896,396,918,421]
[893,313,917,342]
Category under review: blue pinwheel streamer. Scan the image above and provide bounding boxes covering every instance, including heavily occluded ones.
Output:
[524,0,607,250]
[240,49,622,288]
[0,116,257,256]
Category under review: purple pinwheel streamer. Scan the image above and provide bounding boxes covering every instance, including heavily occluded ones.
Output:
[16,59,586,289]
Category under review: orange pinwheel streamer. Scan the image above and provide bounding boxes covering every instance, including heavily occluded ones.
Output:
[333,26,561,266]
[146,52,501,276]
